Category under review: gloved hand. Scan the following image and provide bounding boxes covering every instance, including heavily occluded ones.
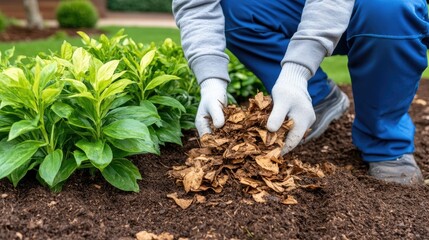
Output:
[267,63,316,155]
[195,78,228,137]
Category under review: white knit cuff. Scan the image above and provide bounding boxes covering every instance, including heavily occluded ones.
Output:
[200,78,228,90]
[276,62,312,88]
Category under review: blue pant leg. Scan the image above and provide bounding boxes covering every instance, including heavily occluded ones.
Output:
[347,0,429,161]
[220,0,331,106]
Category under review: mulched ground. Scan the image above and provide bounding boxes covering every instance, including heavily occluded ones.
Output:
[0,27,429,239]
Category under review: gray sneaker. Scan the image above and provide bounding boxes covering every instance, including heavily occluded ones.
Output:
[302,79,350,143]
[368,154,424,185]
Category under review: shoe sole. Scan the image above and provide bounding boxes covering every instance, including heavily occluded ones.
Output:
[302,91,350,143]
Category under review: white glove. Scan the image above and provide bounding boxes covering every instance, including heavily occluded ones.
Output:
[195,78,228,137]
[267,63,316,155]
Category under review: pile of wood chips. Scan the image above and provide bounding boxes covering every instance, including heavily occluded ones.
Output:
[168,92,335,207]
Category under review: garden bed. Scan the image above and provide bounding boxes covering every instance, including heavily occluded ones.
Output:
[1,81,429,239]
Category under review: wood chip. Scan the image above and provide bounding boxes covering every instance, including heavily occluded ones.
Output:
[166,193,193,210]
[136,231,174,240]
[168,93,329,206]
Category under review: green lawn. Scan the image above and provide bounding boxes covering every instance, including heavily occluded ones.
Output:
[0,26,428,85]
[0,26,181,58]
[323,56,429,84]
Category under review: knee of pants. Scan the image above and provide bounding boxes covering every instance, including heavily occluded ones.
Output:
[349,0,428,37]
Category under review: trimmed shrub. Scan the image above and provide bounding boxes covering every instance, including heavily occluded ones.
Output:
[56,0,99,28]
[0,11,8,33]
[108,0,172,13]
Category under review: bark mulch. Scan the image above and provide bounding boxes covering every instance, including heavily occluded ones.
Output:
[0,27,428,239]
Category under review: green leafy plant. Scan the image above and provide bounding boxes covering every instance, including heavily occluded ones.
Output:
[0,30,269,192]
[227,52,267,104]
[53,46,160,191]
[0,49,161,192]
[56,0,98,28]
[0,47,15,70]
[77,31,199,144]
[0,31,202,192]
[152,38,199,130]
[0,58,68,189]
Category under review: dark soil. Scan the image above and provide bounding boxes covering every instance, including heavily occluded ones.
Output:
[1,81,428,240]
[0,27,428,239]
[0,25,103,42]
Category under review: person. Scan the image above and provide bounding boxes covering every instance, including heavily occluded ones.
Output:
[172,0,428,185]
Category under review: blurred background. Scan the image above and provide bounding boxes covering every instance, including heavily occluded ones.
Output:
[0,0,427,85]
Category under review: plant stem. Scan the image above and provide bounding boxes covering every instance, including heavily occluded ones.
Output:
[38,107,53,153]
[95,94,102,139]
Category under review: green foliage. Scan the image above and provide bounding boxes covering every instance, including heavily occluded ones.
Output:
[0,11,7,33]
[56,0,99,28]
[107,0,172,13]
[0,31,199,192]
[227,53,267,104]
[0,47,15,70]
[0,58,69,188]
[0,29,266,192]
[0,47,152,192]
[77,30,199,134]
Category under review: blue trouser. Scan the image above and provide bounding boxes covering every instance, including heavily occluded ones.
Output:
[220,0,429,161]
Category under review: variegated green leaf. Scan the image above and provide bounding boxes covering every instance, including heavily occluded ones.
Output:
[53,57,73,69]
[32,63,42,98]
[4,47,14,61]
[39,62,58,91]
[62,78,88,93]
[111,71,126,81]
[95,60,120,92]
[72,48,91,77]
[139,50,156,75]
[8,119,39,141]
[144,75,180,91]
[77,31,91,45]
[0,86,37,111]
[42,86,63,106]
[68,92,96,101]
[122,57,138,74]
[2,67,24,83]
[100,79,133,101]
[60,41,73,60]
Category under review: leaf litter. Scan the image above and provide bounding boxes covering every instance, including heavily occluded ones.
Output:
[168,92,336,208]
[135,231,174,240]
